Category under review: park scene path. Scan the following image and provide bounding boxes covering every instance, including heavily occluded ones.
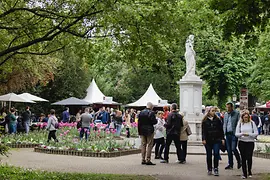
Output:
[2,147,270,180]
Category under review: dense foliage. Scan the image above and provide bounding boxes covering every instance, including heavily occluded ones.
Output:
[0,0,269,107]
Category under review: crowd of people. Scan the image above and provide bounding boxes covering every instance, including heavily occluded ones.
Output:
[1,101,270,179]
[138,102,269,179]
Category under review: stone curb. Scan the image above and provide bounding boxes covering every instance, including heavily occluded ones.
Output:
[34,147,141,158]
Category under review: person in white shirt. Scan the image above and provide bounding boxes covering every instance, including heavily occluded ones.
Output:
[153,111,165,160]
[235,112,258,179]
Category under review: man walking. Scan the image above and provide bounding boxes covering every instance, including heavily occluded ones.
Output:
[161,103,183,163]
[62,107,70,123]
[264,111,270,135]
[138,102,157,165]
[22,106,31,134]
[80,108,92,141]
[251,110,262,135]
[223,102,242,170]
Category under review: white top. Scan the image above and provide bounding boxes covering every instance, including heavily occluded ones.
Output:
[154,118,165,139]
[235,121,258,142]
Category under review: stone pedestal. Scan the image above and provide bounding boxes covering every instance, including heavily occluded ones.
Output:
[177,74,203,141]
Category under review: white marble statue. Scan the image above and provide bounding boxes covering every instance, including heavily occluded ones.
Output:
[184,35,196,76]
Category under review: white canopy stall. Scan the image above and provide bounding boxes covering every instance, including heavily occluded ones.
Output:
[18,93,48,102]
[83,79,120,109]
[126,84,169,108]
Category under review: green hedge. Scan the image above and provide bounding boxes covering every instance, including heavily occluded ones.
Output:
[0,165,154,180]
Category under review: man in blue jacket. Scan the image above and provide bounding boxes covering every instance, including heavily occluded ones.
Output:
[223,102,242,170]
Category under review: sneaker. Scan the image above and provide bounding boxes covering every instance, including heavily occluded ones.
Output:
[248,175,252,178]
[160,160,169,163]
[225,165,233,170]
[175,160,180,163]
[241,175,247,179]
[214,169,219,176]
[141,160,146,165]
[179,160,186,164]
[237,163,242,169]
[207,170,212,175]
[146,161,156,165]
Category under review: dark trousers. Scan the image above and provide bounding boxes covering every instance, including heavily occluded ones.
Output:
[164,134,181,161]
[226,134,241,167]
[238,141,254,177]
[153,137,165,158]
[179,140,188,161]
[80,127,90,140]
[47,130,58,142]
[126,128,130,138]
[204,142,220,171]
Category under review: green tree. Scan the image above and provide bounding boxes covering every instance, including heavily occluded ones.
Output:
[248,24,270,101]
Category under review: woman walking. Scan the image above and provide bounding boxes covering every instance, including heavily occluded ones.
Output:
[124,109,131,138]
[153,111,165,160]
[235,112,258,179]
[46,109,59,143]
[113,110,123,137]
[202,107,224,176]
[179,112,192,164]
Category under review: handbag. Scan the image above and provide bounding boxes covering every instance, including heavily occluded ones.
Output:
[186,124,192,136]
[220,140,226,152]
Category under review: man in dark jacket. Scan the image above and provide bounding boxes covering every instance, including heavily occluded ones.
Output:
[22,106,31,134]
[138,102,157,165]
[161,103,183,163]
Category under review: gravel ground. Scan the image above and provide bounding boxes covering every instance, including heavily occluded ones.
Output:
[1,148,270,180]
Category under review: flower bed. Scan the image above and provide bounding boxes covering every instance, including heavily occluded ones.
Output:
[34,146,141,158]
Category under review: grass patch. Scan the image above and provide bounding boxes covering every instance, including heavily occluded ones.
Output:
[0,165,155,180]
[259,174,270,180]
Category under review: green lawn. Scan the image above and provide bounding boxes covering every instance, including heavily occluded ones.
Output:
[0,165,155,180]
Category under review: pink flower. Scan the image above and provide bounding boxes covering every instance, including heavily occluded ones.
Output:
[78,128,81,132]
[87,131,90,135]
[60,133,63,136]
[90,123,95,128]
[106,130,110,134]
[98,130,101,133]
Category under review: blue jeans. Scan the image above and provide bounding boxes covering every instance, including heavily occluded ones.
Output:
[80,127,90,140]
[115,124,122,136]
[9,124,17,134]
[24,121,30,134]
[204,142,220,170]
[257,127,261,135]
[226,134,241,167]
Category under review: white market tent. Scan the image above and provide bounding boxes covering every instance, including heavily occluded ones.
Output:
[0,93,35,109]
[18,93,48,102]
[83,79,120,105]
[126,84,168,107]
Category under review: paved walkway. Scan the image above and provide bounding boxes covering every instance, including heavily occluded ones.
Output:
[1,148,270,180]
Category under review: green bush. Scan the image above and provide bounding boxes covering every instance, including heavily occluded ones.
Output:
[0,144,9,157]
